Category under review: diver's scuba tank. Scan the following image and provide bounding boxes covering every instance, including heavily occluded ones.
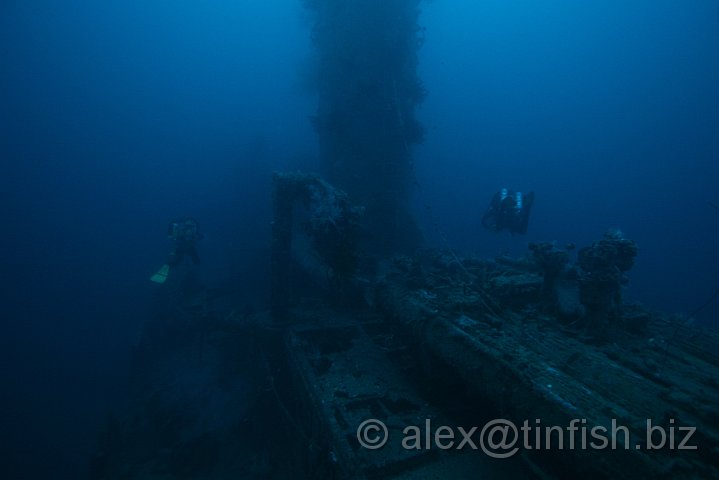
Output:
[515,191,523,211]
[169,222,181,239]
[500,188,508,202]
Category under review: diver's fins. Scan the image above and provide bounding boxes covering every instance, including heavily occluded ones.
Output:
[150,264,170,284]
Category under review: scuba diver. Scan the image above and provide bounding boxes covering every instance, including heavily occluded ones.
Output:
[150,217,202,284]
[481,188,535,235]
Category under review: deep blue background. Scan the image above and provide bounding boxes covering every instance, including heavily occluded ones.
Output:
[1,1,717,478]
[416,0,719,319]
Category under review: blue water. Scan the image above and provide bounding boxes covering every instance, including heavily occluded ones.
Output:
[415,0,719,319]
[1,0,718,478]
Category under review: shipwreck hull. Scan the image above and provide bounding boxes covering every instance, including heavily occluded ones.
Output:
[276,306,529,479]
[374,255,719,479]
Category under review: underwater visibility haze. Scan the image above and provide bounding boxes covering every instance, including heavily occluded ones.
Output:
[1,0,718,479]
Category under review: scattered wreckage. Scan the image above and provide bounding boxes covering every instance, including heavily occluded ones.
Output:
[92,173,719,480]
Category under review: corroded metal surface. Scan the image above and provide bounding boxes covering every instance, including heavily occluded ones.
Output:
[375,249,719,479]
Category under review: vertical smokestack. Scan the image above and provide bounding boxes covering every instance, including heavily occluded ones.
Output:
[302,0,425,255]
